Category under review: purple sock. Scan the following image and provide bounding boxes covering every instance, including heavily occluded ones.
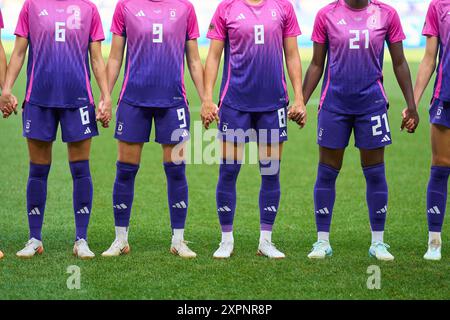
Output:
[259,160,281,231]
[216,161,241,232]
[314,163,339,232]
[427,166,449,232]
[363,163,388,232]
[164,162,188,230]
[27,163,51,240]
[70,160,93,241]
[113,161,139,228]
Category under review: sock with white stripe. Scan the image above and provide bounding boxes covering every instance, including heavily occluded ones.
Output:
[427,166,449,233]
[216,161,241,232]
[113,161,139,229]
[363,163,389,234]
[314,163,339,233]
[259,160,281,231]
[164,162,188,230]
[27,163,51,241]
[70,160,93,241]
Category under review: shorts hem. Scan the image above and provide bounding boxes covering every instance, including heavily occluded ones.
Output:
[63,132,99,143]
[115,135,150,144]
[23,133,56,143]
[354,141,392,150]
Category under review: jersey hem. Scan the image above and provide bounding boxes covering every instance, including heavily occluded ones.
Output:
[119,98,188,109]
[220,101,288,113]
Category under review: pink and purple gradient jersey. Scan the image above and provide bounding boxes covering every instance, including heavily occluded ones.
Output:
[207,0,301,112]
[423,0,450,102]
[15,0,105,108]
[312,0,405,115]
[112,0,199,108]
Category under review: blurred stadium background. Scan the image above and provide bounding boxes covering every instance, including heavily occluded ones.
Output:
[0,0,431,47]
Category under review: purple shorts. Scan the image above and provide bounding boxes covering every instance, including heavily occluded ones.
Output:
[317,107,392,150]
[115,101,190,144]
[218,104,288,144]
[430,98,450,128]
[22,102,98,143]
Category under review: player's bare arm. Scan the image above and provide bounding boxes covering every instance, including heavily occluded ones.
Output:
[90,41,112,128]
[106,34,126,94]
[1,36,28,118]
[0,30,6,90]
[186,39,206,110]
[414,36,439,107]
[302,42,327,106]
[202,39,223,129]
[388,41,419,133]
[284,37,307,128]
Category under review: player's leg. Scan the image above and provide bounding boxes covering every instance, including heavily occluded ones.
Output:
[213,105,248,259]
[61,105,98,259]
[356,109,393,261]
[308,109,350,259]
[257,142,285,259]
[424,121,450,261]
[17,104,57,258]
[103,102,149,257]
[153,105,195,258]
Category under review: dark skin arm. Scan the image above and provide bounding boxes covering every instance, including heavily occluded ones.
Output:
[388,41,419,133]
[302,42,327,105]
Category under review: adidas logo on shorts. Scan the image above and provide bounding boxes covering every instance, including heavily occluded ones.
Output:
[84,127,92,135]
[280,130,287,138]
[428,206,441,214]
[172,201,187,209]
[381,135,391,143]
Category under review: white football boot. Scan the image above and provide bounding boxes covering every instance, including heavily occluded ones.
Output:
[170,240,197,259]
[16,238,44,258]
[307,240,333,259]
[73,239,95,260]
[213,241,234,259]
[369,242,394,261]
[101,239,130,257]
[424,239,442,261]
[257,239,285,259]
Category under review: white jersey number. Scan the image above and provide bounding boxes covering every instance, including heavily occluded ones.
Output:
[349,29,370,49]
[177,108,187,129]
[254,25,265,45]
[55,22,66,42]
[371,113,390,136]
[278,108,287,128]
[79,107,90,126]
[55,6,81,43]
[153,24,163,43]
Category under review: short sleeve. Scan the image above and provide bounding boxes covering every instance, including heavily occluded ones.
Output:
[311,8,327,44]
[111,0,126,37]
[90,4,105,42]
[422,1,439,37]
[207,3,227,41]
[283,2,301,38]
[15,0,30,38]
[386,10,406,43]
[186,3,200,40]
[0,10,4,29]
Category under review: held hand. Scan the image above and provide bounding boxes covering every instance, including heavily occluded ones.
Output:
[96,96,112,128]
[0,94,18,119]
[288,101,307,128]
[201,100,219,130]
[401,107,420,133]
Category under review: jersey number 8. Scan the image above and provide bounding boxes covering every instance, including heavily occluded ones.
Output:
[254,25,265,45]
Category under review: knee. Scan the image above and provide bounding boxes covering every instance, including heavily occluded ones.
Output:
[219,162,241,182]
[116,161,140,181]
[432,155,450,168]
[363,163,387,186]
[29,162,51,179]
[316,163,340,185]
[164,162,186,181]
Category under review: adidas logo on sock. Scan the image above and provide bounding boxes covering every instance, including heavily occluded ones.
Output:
[28,208,41,216]
[428,206,441,214]
[376,205,387,214]
[172,201,187,209]
[114,203,128,210]
[264,206,277,213]
[136,10,146,17]
[39,9,49,17]
[337,19,347,25]
[76,207,90,214]
[381,135,391,143]
[218,206,232,213]
[315,207,330,215]
[84,127,92,135]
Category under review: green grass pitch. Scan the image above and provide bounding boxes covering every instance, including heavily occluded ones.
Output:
[0,45,448,300]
